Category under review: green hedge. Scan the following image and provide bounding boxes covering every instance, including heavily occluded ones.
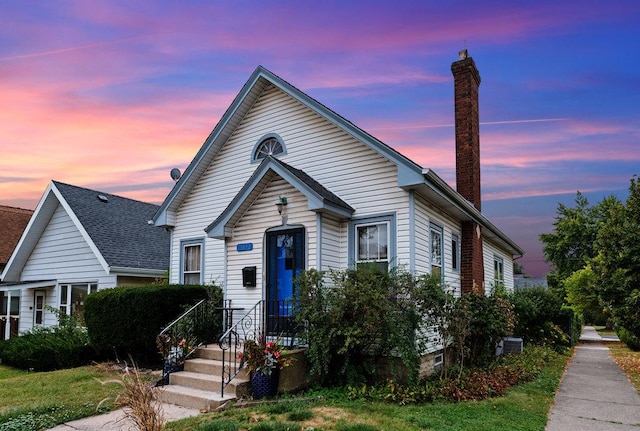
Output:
[84,284,222,365]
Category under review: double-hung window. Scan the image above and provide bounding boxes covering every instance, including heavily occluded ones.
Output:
[451,233,459,272]
[182,240,203,284]
[356,222,389,272]
[350,213,396,273]
[430,223,444,280]
[494,256,504,289]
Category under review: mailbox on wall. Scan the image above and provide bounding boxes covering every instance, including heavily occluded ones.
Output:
[242,266,257,287]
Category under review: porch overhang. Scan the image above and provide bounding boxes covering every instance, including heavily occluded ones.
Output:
[205,156,354,240]
[0,280,56,290]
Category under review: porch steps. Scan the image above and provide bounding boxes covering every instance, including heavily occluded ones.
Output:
[158,345,249,411]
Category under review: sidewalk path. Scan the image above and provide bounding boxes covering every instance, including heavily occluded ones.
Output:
[546,326,640,430]
[47,402,200,430]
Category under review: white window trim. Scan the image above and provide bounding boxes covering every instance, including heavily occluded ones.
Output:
[251,133,287,162]
[348,213,396,271]
[355,221,390,269]
[59,282,98,316]
[430,222,444,279]
[451,233,460,272]
[494,255,505,288]
[180,238,205,284]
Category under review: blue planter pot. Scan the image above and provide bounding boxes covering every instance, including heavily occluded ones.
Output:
[162,361,184,385]
[251,369,279,399]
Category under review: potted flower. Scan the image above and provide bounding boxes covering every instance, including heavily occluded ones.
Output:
[156,334,194,385]
[239,337,292,398]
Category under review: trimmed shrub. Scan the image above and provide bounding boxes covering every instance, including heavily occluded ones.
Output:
[0,308,96,371]
[617,326,640,351]
[84,283,222,365]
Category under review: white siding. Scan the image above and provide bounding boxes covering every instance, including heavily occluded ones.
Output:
[171,84,411,287]
[414,193,462,296]
[21,204,107,282]
[483,240,515,293]
[319,215,345,271]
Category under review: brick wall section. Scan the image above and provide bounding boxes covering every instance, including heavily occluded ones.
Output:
[452,52,484,294]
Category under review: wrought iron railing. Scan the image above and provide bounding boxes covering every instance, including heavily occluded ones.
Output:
[218,299,301,397]
[157,299,219,385]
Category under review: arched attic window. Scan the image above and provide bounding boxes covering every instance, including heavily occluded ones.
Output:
[252,134,286,162]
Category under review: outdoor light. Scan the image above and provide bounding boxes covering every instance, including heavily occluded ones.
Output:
[275,196,288,215]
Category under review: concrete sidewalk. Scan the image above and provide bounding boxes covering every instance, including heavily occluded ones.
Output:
[546,326,640,430]
[47,402,201,430]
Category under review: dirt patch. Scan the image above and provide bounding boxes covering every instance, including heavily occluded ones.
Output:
[303,406,376,429]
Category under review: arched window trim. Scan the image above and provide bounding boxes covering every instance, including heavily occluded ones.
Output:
[251,133,287,162]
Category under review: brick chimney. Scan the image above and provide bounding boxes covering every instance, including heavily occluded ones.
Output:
[451,49,484,294]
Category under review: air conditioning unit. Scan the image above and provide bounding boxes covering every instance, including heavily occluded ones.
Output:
[502,337,523,354]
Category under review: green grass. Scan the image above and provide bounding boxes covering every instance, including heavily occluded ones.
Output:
[0,363,124,430]
[165,350,570,431]
[0,349,570,431]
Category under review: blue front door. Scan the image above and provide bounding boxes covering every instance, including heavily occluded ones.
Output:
[266,228,304,336]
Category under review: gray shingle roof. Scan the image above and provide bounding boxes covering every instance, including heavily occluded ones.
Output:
[53,181,169,271]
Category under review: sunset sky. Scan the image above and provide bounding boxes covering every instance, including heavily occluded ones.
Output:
[1,1,638,277]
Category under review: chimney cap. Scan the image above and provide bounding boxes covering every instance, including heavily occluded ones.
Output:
[458,49,469,60]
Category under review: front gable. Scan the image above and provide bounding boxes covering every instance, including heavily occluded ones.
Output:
[1,182,109,281]
[153,66,424,228]
[206,156,354,239]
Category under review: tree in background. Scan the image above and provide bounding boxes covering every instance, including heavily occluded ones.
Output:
[540,192,619,307]
[592,177,640,349]
[540,177,640,349]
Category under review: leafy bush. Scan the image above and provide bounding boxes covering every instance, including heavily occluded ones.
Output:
[509,287,572,350]
[348,346,559,405]
[0,308,95,371]
[617,326,640,351]
[84,283,222,365]
[294,267,423,386]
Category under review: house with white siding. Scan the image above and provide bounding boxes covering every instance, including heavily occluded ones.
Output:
[152,51,523,346]
[0,181,170,339]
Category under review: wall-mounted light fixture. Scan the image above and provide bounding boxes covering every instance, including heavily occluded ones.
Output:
[276,196,288,225]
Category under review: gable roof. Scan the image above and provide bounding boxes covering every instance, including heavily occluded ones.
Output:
[1,181,169,281]
[0,205,33,267]
[152,65,523,257]
[205,156,355,239]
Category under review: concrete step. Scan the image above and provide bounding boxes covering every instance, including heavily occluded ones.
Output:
[169,370,249,393]
[158,384,235,411]
[183,357,249,379]
[195,344,243,362]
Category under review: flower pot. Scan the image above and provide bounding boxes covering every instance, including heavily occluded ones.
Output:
[251,369,279,399]
[162,361,184,385]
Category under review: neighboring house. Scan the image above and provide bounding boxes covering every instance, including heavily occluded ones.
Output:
[152,51,524,356]
[0,181,170,339]
[0,205,33,339]
[514,275,549,290]
[0,205,33,276]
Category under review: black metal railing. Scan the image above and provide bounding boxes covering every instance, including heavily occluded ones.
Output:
[157,299,219,385]
[218,299,301,397]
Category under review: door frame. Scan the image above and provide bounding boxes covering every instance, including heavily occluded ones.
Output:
[264,226,305,337]
[33,290,45,326]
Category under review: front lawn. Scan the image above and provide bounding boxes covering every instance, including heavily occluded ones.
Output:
[0,348,572,431]
[165,349,570,431]
[0,363,124,430]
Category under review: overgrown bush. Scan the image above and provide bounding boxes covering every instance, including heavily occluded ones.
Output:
[509,286,572,350]
[347,346,560,404]
[294,267,422,386]
[617,326,640,351]
[0,307,95,371]
[85,283,222,365]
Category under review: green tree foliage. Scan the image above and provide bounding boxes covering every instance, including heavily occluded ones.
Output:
[592,177,640,349]
[540,176,640,350]
[540,192,619,307]
[563,265,606,324]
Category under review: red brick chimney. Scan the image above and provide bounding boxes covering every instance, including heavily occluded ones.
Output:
[451,50,484,294]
